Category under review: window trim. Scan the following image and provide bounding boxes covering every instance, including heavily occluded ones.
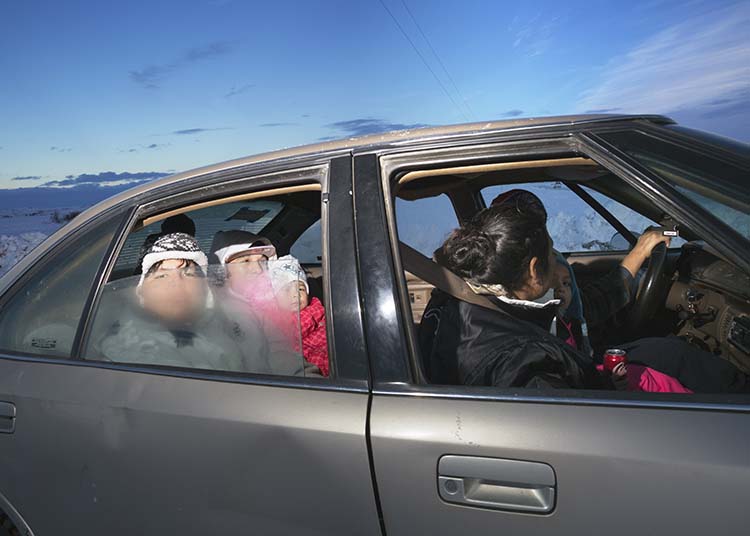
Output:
[378,135,750,410]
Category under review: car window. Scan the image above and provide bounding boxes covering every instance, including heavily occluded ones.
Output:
[482,183,664,252]
[0,213,122,358]
[83,190,330,379]
[396,194,459,256]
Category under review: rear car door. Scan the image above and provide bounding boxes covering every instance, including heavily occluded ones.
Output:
[353,137,750,535]
[0,156,381,535]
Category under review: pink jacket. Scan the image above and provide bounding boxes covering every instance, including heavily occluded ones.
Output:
[595,364,692,393]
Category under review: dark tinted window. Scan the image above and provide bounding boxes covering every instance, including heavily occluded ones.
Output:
[0,213,121,358]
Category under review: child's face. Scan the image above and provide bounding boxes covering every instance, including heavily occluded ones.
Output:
[141,258,207,326]
[276,280,309,312]
[226,251,270,294]
[553,264,573,315]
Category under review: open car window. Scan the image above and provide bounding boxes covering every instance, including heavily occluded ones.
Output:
[396,194,458,257]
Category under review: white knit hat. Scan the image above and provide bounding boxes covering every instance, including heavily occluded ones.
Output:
[138,232,208,288]
[268,255,308,294]
[214,243,277,265]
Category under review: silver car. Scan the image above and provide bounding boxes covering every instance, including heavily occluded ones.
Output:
[0,114,749,535]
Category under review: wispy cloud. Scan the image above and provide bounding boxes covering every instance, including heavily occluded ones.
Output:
[509,14,559,58]
[42,170,170,187]
[11,175,41,182]
[122,142,169,153]
[325,118,430,138]
[259,122,299,128]
[224,83,255,98]
[130,41,234,89]
[500,109,524,118]
[577,3,750,115]
[171,127,232,135]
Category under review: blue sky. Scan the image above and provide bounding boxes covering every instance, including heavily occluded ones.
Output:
[1,0,748,196]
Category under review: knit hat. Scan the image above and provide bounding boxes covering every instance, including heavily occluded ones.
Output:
[268,255,309,294]
[210,230,277,265]
[138,232,208,288]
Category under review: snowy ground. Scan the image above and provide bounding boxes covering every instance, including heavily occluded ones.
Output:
[0,207,81,277]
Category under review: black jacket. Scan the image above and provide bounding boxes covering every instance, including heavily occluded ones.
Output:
[419,290,608,390]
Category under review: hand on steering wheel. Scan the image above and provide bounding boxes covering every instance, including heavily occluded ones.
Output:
[627,235,671,332]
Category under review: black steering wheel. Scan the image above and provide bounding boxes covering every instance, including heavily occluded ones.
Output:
[628,242,669,332]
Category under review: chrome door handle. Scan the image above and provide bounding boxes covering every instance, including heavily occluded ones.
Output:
[438,455,555,513]
[0,402,16,434]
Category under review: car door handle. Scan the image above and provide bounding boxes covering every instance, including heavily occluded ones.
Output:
[0,402,16,434]
[438,455,555,514]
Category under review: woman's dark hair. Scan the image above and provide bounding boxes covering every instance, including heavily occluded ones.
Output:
[435,204,551,292]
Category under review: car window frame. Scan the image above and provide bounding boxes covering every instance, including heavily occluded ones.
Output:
[82,162,366,389]
[375,135,750,412]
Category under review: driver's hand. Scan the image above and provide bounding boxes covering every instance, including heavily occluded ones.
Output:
[634,229,671,258]
[620,229,670,278]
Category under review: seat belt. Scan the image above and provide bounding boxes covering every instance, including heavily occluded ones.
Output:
[398,242,505,315]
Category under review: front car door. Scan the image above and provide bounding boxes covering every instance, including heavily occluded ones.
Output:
[355,124,750,535]
[0,156,382,535]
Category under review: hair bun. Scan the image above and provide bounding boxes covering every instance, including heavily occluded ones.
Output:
[437,227,494,277]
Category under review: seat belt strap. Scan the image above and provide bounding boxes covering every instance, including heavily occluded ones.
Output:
[398,242,505,315]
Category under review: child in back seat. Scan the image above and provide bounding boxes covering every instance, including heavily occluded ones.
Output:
[269,255,330,376]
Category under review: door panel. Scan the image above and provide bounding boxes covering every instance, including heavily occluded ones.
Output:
[0,359,380,535]
[371,395,750,535]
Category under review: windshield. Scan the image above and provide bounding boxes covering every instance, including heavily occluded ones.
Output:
[600,130,750,240]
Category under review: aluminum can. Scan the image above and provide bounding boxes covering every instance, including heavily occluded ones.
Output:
[603,349,627,374]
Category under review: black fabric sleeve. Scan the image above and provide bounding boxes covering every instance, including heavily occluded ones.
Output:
[579,267,634,327]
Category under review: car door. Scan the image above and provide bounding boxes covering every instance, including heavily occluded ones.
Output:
[353,141,750,536]
[0,156,382,535]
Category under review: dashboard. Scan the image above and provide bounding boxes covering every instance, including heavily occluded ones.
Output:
[666,243,750,374]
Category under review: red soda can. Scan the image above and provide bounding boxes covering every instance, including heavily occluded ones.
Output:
[603,349,628,375]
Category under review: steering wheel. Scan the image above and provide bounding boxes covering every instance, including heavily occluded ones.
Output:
[628,242,669,332]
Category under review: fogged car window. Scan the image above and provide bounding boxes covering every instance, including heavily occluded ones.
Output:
[84,193,330,378]
[396,194,458,256]
[0,213,121,358]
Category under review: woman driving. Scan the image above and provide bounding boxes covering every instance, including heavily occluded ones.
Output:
[420,199,750,392]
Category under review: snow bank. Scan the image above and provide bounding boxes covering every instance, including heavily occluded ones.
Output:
[0,232,48,277]
[0,208,80,277]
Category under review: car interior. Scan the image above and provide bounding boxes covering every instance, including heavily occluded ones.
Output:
[390,155,750,382]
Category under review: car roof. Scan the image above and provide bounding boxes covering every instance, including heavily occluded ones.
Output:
[0,113,673,292]
[94,113,673,211]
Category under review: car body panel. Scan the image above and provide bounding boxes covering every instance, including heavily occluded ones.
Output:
[0,358,380,535]
[370,395,750,535]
